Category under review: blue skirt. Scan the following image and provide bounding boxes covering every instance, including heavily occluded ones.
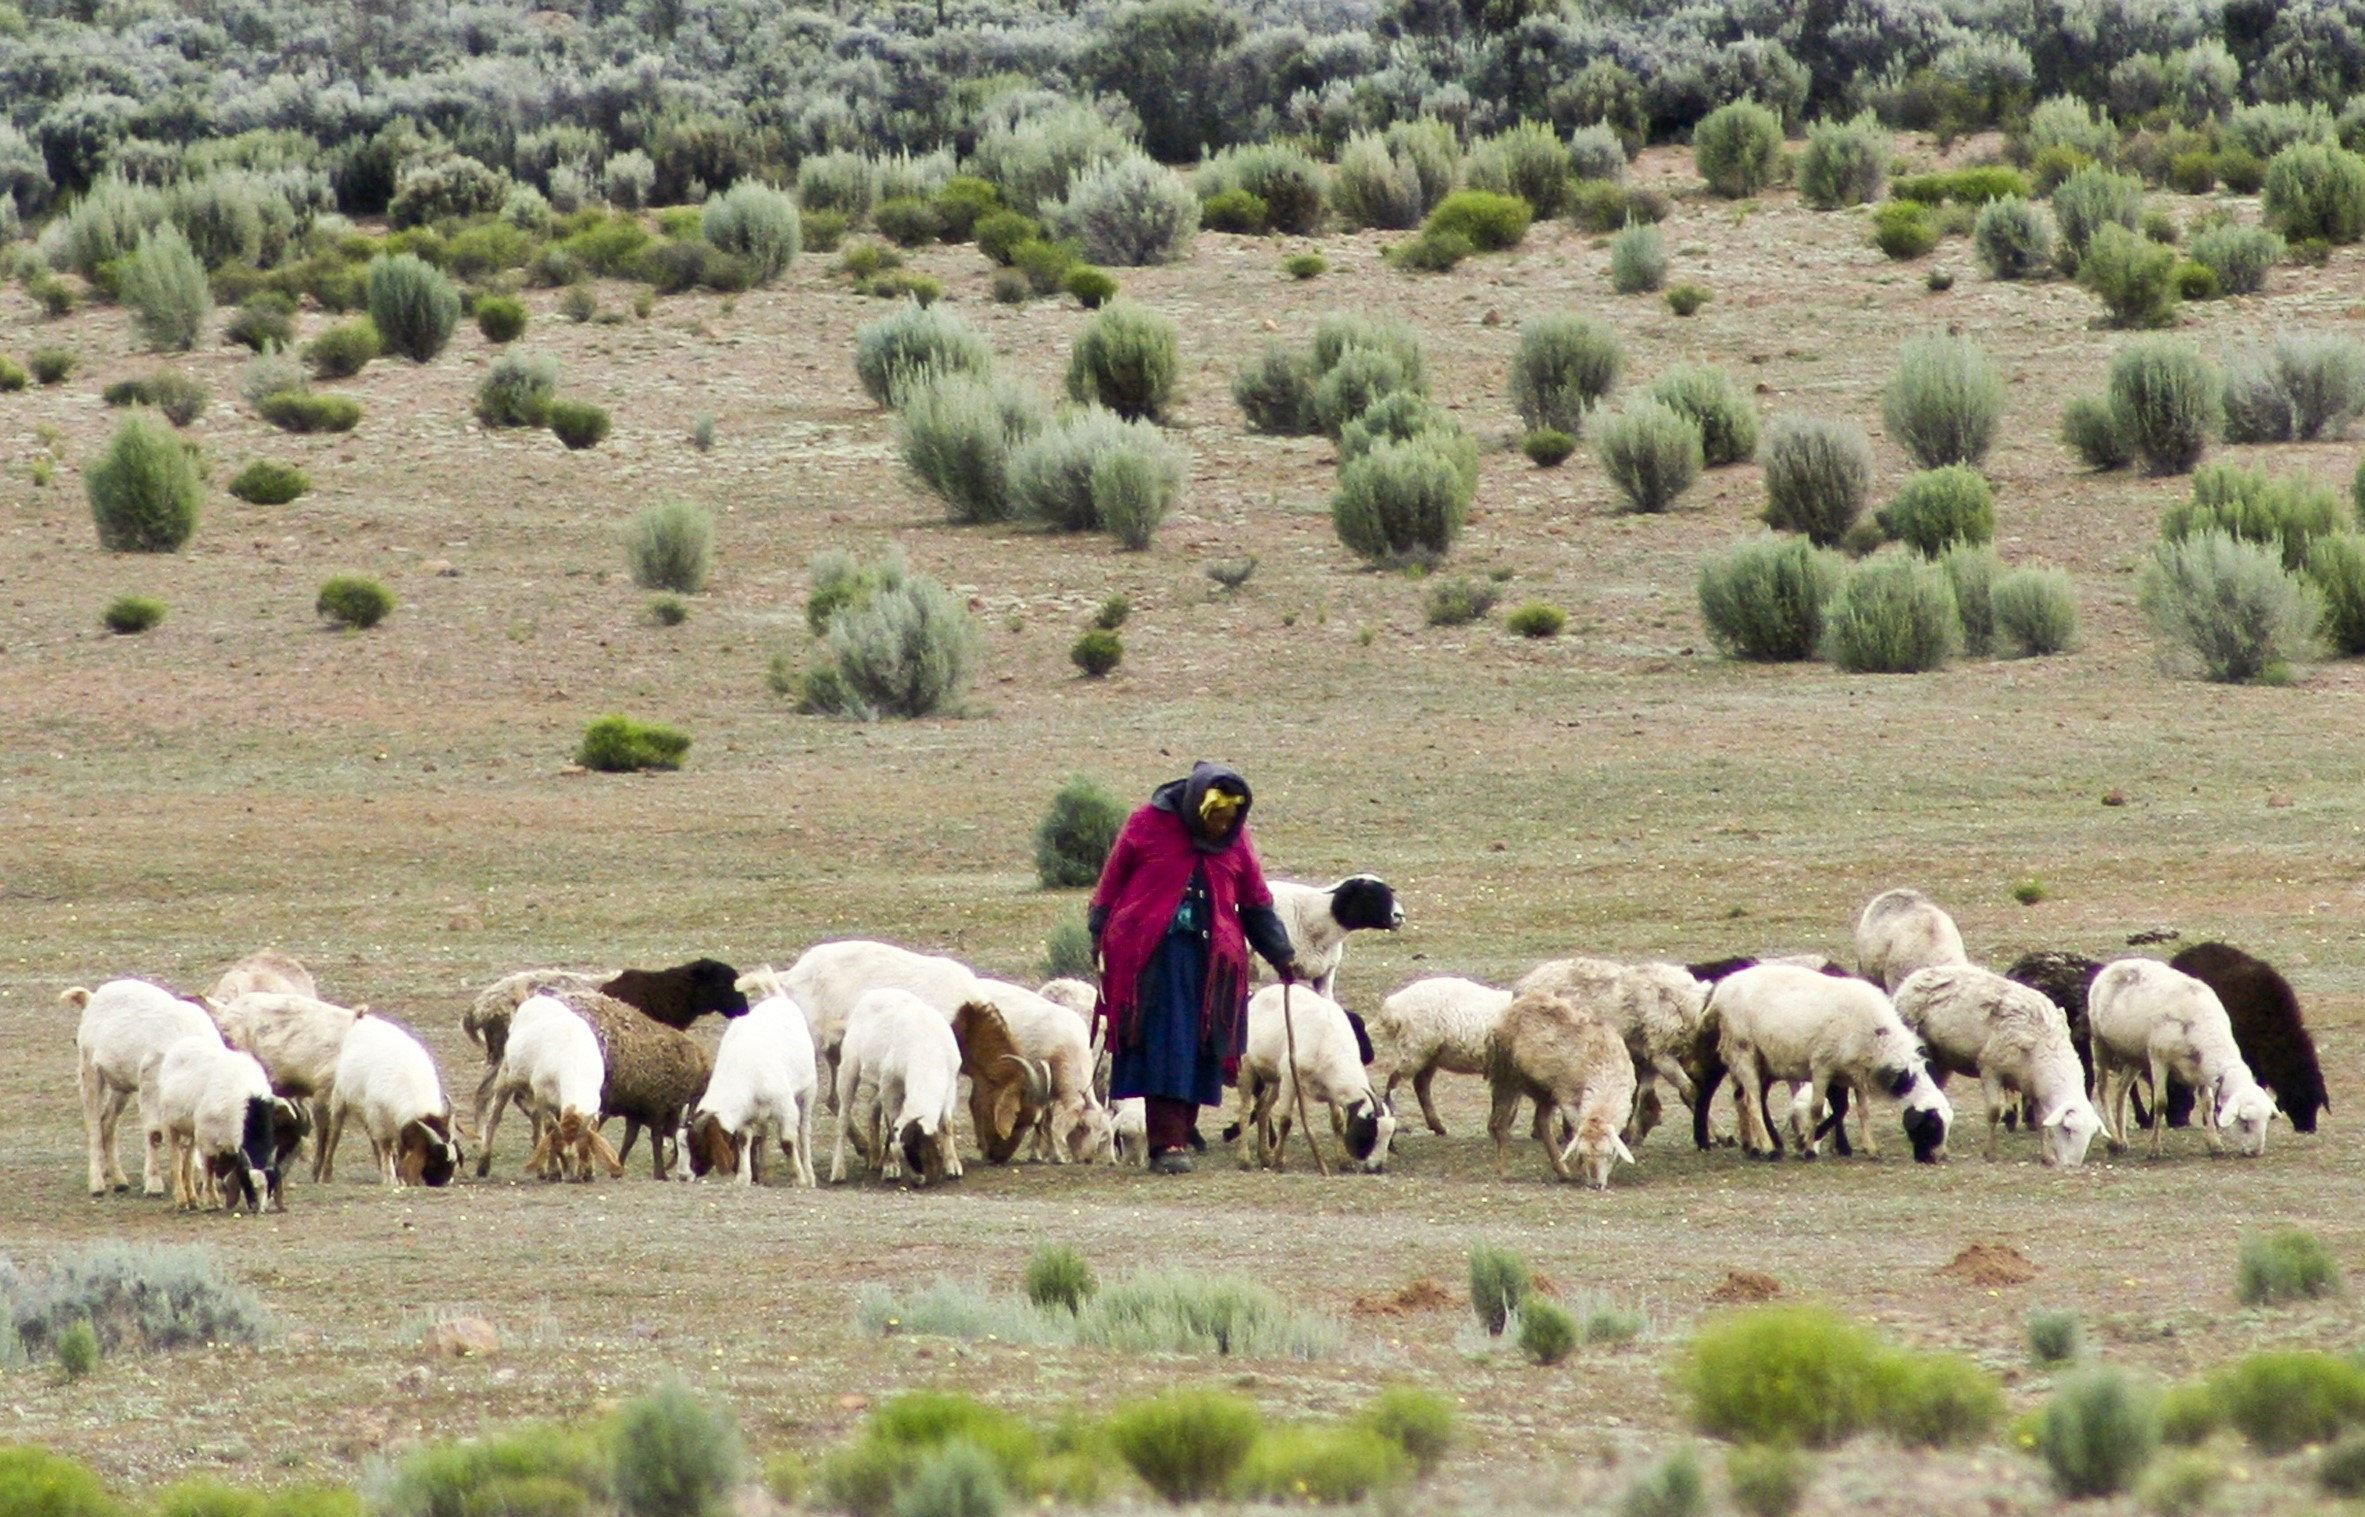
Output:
[1108,931,1226,1107]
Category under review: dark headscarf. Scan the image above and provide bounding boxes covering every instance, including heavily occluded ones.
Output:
[1148,761,1253,853]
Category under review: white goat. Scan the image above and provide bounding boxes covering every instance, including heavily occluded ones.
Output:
[1236,984,1395,1172]
[977,978,1112,1163]
[209,950,317,1003]
[782,940,982,1109]
[67,980,225,1197]
[689,994,819,1187]
[1513,957,1711,1146]
[1109,1097,1149,1166]
[1854,887,1970,993]
[156,1037,294,1212]
[1893,965,2101,1167]
[1263,876,1404,998]
[321,1014,462,1187]
[829,988,964,1186]
[484,995,623,1181]
[1483,990,1638,1188]
[2088,958,2279,1158]
[1368,976,1513,1137]
[1709,962,1953,1162]
[213,991,363,1175]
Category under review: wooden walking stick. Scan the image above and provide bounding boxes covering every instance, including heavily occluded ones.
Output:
[1281,977,1330,1175]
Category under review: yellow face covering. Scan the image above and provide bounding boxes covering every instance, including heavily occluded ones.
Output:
[1198,789,1245,829]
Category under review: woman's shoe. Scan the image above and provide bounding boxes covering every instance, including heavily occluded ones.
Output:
[1150,1148,1194,1174]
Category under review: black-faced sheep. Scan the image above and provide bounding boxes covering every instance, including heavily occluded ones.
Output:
[1265,876,1404,1000]
[68,979,225,1197]
[2088,958,2278,1159]
[1483,990,1638,1188]
[212,991,364,1178]
[2168,942,2328,1134]
[830,988,964,1186]
[1235,984,1394,1172]
[1855,888,1970,993]
[157,1038,297,1213]
[1709,962,1952,1163]
[600,959,749,1030]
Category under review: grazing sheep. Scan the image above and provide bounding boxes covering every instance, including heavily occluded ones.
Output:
[1681,955,1856,1150]
[462,968,610,1134]
[321,1013,461,1188]
[2169,942,2328,1134]
[1483,990,1638,1188]
[484,995,624,1181]
[1855,888,1970,992]
[782,940,983,1107]
[688,995,818,1187]
[213,992,364,1177]
[2088,958,2278,1159]
[1263,876,1403,999]
[208,950,317,1004]
[829,987,964,1186]
[67,979,226,1196]
[949,999,1053,1164]
[1368,976,1514,1137]
[976,979,1112,1163]
[467,977,712,1179]
[156,1037,296,1213]
[1709,962,1952,1163]
[1235,984,1394,1172]
[1035,978,1098,1018]
[1513,958,1711,1147]
[1893,965,2101,1166]
[1110,1097,1149,1165]
[600,958,749,1030]
[2003,950,2105,1087]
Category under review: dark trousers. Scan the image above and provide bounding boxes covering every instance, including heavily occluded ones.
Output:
[1146,1096,1198,1152]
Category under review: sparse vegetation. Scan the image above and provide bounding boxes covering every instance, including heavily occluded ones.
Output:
[227,460,309,505]
[86,413,201,554]
[102,596,165,635]
[622,499,714,593]
[2236,1226,2344,1306]
[577,714,691,771]
[316,575,394,629]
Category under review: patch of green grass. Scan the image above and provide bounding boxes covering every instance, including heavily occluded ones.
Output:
[102,596,165,635]
[2236,1226,2343,1305]
[576,714,690,772]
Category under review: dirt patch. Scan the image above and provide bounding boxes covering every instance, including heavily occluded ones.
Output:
[1351,1278,1457,1318]
[1938,1243,2039,1287]
[1706,1270,1783,1304]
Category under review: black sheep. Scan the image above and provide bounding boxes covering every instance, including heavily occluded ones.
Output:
[601,958,749,1029]
[2168,942,2328,1134]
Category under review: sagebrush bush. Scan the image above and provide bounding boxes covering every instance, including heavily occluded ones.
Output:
[1332,437,1471,564]
[1313,347,1421,437]
[2323,1438,2365,1499]
[1594,398,1703,514]
[1684,1306,1885,1447]
[1022,1244,1098,1311]
[1761,415,1872,546]
[119,224,211,351]
[475,295,526,343]
[1232,344,1316,435]
[1694,101,1782,197]
[102,595,165,635]
[378,1427,611,1517]
[1196,143,1325,235]
[702,182,800,281]
[1822,555,1960,673]
[227,460,308,504]
[1065,300,1177,422]
[1879,466,1995,554]
[1650,365,1758,466]
[1049,153,1195,267]
[2050,166,2143,269]
[104,373,207,427]
[1607,221,1666,294]
[2139,531,2321,682]
[1235,1426,1409,1505]
[892,1445,1005,1517]
[1090,442,1182,551]
[1724,1446,1808,1517]
[1341,393,1477,491]
[1331,121,1456,230]
[1040,916,1095,981]
[223,294,295,353]
[2236,1225,2345,1305]
[2213,1351,2365,1453]
[2042,1370,2160,1498]
[827,575,981,719]
[366,252,460,362]
[1871,200,1936,259]
[1008,407,1179,540]
[2310,533,2365,655]
[1973,196,2053,279]
[1465,120,1573,220]
[874,196,942,248]
[1942,543,2000,655]
[30,348,76,385]
[259,391,361,433]
[0,356,23,392]
[2169,462,2342,570]
[1468,1243,1529,1336]
[475,349,558,427]
[2079,223,2181,328]
[622,500,713,593]
[2220,342,2293,444]
[1567,124,1628,184]
[2109,338,2219,475]
[855,302,994,407]
[897,371,1046,525]
[2026,1307,2084,1366]
[1354,1387,1455,1476]
[1516,1298,1578,1365]
[1993,566,2079,656]
[1570,181,1669,232]
[1616,1444,1704,1517]
[1510,314,1620,435]
[9,1242,269,1357]
[2062,394,2133,470]
[2188,222,2281,295]
[1797,113,1887,209]
[316,575,393,629]
[548,399,610,450]
[86,412,200,553]
[1698,535,1841,662]
[304,320,379,379]
[1884,333,2003,469]
[614,1380,744,1517]
[1521,428,1575,466]
[2262,143,2365,244]
[1104,1391,1261,1502]
[1875,1351,2005,1449]
[1073,1271,1343,1358]
[1423,190,1531,251]
[2275,331,2365,439]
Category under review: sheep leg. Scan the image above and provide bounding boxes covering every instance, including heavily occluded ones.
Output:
[827,1091,855,1184]
[476,1085,514,1177]
[1540,1100,1574,1181]
[1851,1077,1880,1160]
[2144,1050,2172,1159]
[1981,1071,2008,1162]
[1625,1071,1659,1147]
[1408,1064,1449,1136]
[1235,1071,1262,1169]
[1653,1054,1700,1111]
[469,1062,502,1146]
[793,1103,818,1188]
[316,1105,345,1184]
[82,1058,128,1196]
[1269,1069,1295,1173]
[1730,1048,1774,1158]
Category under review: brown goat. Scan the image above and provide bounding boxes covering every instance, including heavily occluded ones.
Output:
[950,1001,1052,1164]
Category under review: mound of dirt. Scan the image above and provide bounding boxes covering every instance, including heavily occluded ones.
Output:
[1938,1242,2038,1286]
[1351,1278,1457,1317]
[1707,1269,1782,1304]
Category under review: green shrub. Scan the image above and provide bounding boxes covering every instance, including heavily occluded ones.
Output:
[1008,407,1180,540]
[1022,1244,1098,1312]
[1874,1351,2005,1448]
[316,574,394,629]
[1617,1445,1704,1517]
[153,1479,260,1517]
[366,252,460,362]
[1662,284,1712,320]
[2173,260,2218,300]
[1340,393,1477,491]
[2262,144,2365,244]
[2168,151,2218,194]
[2310,533,2365,654]
[104,372,207,427]
[1503,602,1564,639]
[1233,344,1315,435]
[1608,220,1666,293]
[2062,394,2133,470]
[2321,1436,2365,1498]
[1313,346,1421,437]
[930,176,1000,243]
[259,390,361,433]
[897,371,1047,525]
[974,211,1040,266]
[1353,1387,1454,1476]
[826,575,980,719]
[622,499,713,593]
[0,1448,118,1517]
[1465,119,1574,220]
[1468,1243,1529,1335]
[1521,428,1576,467]
[873,196,942,249]
[1385,230,1472,274]
[2158,1383,2221,1448]
[1871,200,1937,259]
[0,356,23,393]
[1942,543,2000,655]
[614,1380,744,1517]
[2213,1351,2365,1453]
[223,293,295,353]
[1429,579,1504,628]
[1234,1426,1407,1505]
[1510,314,1620,435]
[475,349,558,427]
[1762,414,1872,546]
[86,412,200,553]
[304,319,379,379]
[1694,101,1783,197]
[2236,1225,2344,1305]
[1517,1297,1578,1364]
[702,181,800,281]
[1423,191,1530,251]
[1892,167,2031,204]
[102,595,165,635]
[1594,398,1703,514]
[805,547,906,638]
[1884,333,2003,469]
[1972,196,2053,279]
[1095,591,1130,630]
[1048,153,1196,267]
[1993,566,2080,656]
[30,348,76,385]
[1685,1305,1889,1447]
[2079,223,2181,328]
[890,1443,1006,1517]
[2109,338,2219,475]
[2139,531,2321,682]
[1723,1446,1809,1517]
[1283,252,1326,279]
[1698,535,1840,662]
[1879,466,1995,554]
[1332,120,1457,230]
[2274,331,2365,439]
[227,460,308,505]
[855,302,994,408]
[1030,771,1127,888]
[2041,1370,2161,1498]
[548,399,611,450]
[120,224,212,351]
[377,1426,611,1517]
[1092,443,1181,551]
[2188,222,2281,295]
[1332,437,1471,565]
[475,295,526,342]
[648,595,688,627]
[577,714,690,771]
[1823,554,1960,673]
[1060,265,1116,308]
[1105,1391,1261,1503]
[1797,112,1887,209]
[1195,143,1325,236]
[559,285,598,323]
[1198,187,1267,233]
[1065,300,1177,422]
[2050,165,2143,268]
[1649,365,1757,466]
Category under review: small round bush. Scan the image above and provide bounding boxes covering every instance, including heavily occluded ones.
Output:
[2079,223,2181,328]
[1594,397,1703,514]
[623,499,713,593]
[476,349,559,428]
[2109,338,2219,475]
[892,1443,1006,1517]
[1761,414,1872,546]
[476,295,527,343]
[2062,394,2132,470]
[1385,227,1472,274]
[366,252,460,362]
[1090,442,1183,551]
[1698,534,1842,662]
[648,595,689,627]
[1694,101,1783,197]
[1354,1388,1454,1476]
[2041,1370,2160,1499]
[2275,331,2365,440]
[1973,196,2053,279]
[1822,554,1960,673]
[105,373,208,427]
[54,1319,100,1379]
[1517,1297,1578,1364]
[1872,201,1938,259]
[1874,1351,2006,1449]
[1608,221,1666,293]
[702,181,800,281]
[2262,143,2365,244]
[2050,166,2143,269]
[1426,575,1501,625]
[873,196,943,249]
[103,595,165,635]
[1196,143,1326,236]
[1035,775,1123,887]
[1104,1391,1261,1503]
[614,1380,745,1517]
[1567,123,1628,184]
[856,302,994,408]
[1510,314,1621,436]
[304,320,380,380]
[1063,266,1116,308]
[1798,112,1888,209]
[1065,300,1177,422]
[578,713,691,771]
[2165,462,2342,570]
[549,399,611,450]
[0,1448,116,1517]
[1422,191,1531,251]
[1650,365,1757,465]
[224,294,297,354]
[1284,252,1326,279]
[30,348,77,385]
[2027,1307,2085,1367]
[1313,311,1429,387]
[2188,223,2282,296]
[228,460,309,505]
[316,575,394,629]
[1466,120,1574,220]
[0,356,23,392]
[1725,1446,1809,1517]
[1313,346,1419,438]
[1879,466,1996,554]
[828,574,981,719]
[2213,1351,2365,1453]
[1665,283,1710,315]
[1233,344,1315,435]
[1505,602,1566,639]
[1047,153,1197,268]
[1993,566,2079,656]
[1199,187,1268,233]
[1685,1306,1886,1448]
[2236,1225,2345,1305]
[87,412,201,553]
[1332,438,1472,565]
[259,391,362,433]
[1009,408,1182,545]
[1884,333,2003,470]
[1521,428,1576,467]
[1069,628,1122,677]
[2139,531,2321,683]
[2323,1437,2365,1498]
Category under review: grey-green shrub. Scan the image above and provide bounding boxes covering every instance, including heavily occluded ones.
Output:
[614,1380,744,1517]
[1041,916,1094,980]
[2236,1225,2345,1305]
[1724,1446,1809,1517]
[1093,443,1183,551]
[2221,342,2294,444]
[2109,338,2218,475]
[2062,394,2133,469]
[2049,165,2142,268]
[1426,575,1500,626]
[260,391,361,433]
[1233,344,1316,435]
[897,372,1047,524]
[2274,331,2365,439]
[1883,333,2003,469]
[826,574,981,719]
[1009,407,1179,541]
[475,349,558,427]
[1973,196,2052,279]
[1567,125,1628,184]
[1797,113,1887,209]
[798,150,879,220]
[2213,1351,2365,1452]
[1761,415,1872,546]
[1993,565,2079,656]
[1065,300,1177,422]
[971,100,1134,216]
[317,575,394,629]
[119,224,211,351]
[1468,1242,1529,1335]
[1875,1351,2007,1450]
[2139,531,2321,682]
[1466,120,1571,220]
[1312,346,1418,437]
[2310,534,2365,655]
[2026,94,2116,162]
[366,253,459,362]
[2224,101,2337,160]
[1340,393,1478,497]
[1693,101,1782,197]
[1332,121,1455,230]
[1650,365,1758,466]
[86,412,200,553]
[305,320,378,380]
[622,500,714,593]
[1194,143,1324,235]
[2165,462,2342,570]
[2188,222,2281,296]
[1103,1391,1260,1503]
[1034,772,1120,885]
[1822,554,1960,673]
[1517,1298,1579,1366]
[2042,1370,2161,1498]
[1510,314,1620,435]
[855,302,993,407]
[892,1444,1005,1517]
[223,293,294,354]
[1333,437,1471,564]
[1942,543,2000,655]
[227,459,308,504]
[2078,223,2181,328]
[1617,1444,1705,1517]
[702,182,800,281]
[1608,221,1666,293]
[548,399,609,450]
[1880,466,1995,554]
[2026,1307,2085,1366]
[1312,311,1428,392]
[1698,535,1841,662]
[2262,143,2365,243]
[1594,398,1702,513]
[1048,153,1195,267]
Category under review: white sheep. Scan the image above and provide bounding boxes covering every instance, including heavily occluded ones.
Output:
[1263,876,1403,999]
[1854,887,1970,993]
[483,995,623,1181]
[213,991,364,1176]
[688,994,819,1187]
[320,1013,462,1188]
[976,978,1112,1163]
[829,987,965,1186]
[1235,984,1395,1173]
[1367,976,1513,1137]
[1709,962,1953,1162]
[461,967,610,1135]
[1109,1097,1149,1166]
[2088,958,2278,1158]
[67,979,225,1197]
[1513,957,1711,1146]
[156,1036,295,1212]
[209,950,317,1004]
[1035,978,1098,1019]
[1893,965,2101,1167]
[782,940,982,1108]
[1483,990,1638,1188]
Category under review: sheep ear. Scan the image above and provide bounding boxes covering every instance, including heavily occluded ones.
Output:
[1612,1134,1636,1165]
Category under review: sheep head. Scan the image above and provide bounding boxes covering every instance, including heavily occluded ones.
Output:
[1328,875,1404,931]
[687,1112,739,1179]
[1902,1082,1952,1164]
[2216,1079,2278,1157]
[1563,1114,1635,1190]
[399,1115,460,1187]
[899,1118,944,1186]
[2041,1101,2100,1168]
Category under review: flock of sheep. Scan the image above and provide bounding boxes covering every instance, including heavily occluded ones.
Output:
[61,873,2329,1212]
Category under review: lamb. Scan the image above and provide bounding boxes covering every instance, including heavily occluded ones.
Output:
[1855,888,1970,993]
[320,1013,461,1188]
[829,987,964,1186]
[1483,990,1638,1188]
[1513,958,1711,1147]
[467,976,713,1179]
[1109,1097,1149,1166]
[1234,984,1394,1173]
[1708,962,1953,1162]
[483,995,624,1181]
[156,1037,296,1213]
[2088,958,2278,1159]
[949,999,1053,1164]
[2168,942,2328,1134]
[208,950,317,1004]
[688,994,818,1187]
[1263,876,1404,999]
[212,991,364,1177]
[1892,965,2101,1166]
[67,979,227,1197]
[780,940,983,1107]
[975,979,1112,1163]
[600,958,749,1030]
[1367,976,1514,1137]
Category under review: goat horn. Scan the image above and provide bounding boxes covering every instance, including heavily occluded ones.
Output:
[1027,1059,1053,1106]
[1613,1134,1637,1165]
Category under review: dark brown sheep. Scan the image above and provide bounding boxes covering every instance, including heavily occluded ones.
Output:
[601,959,749,1030]
[2169,942,2328,1134]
